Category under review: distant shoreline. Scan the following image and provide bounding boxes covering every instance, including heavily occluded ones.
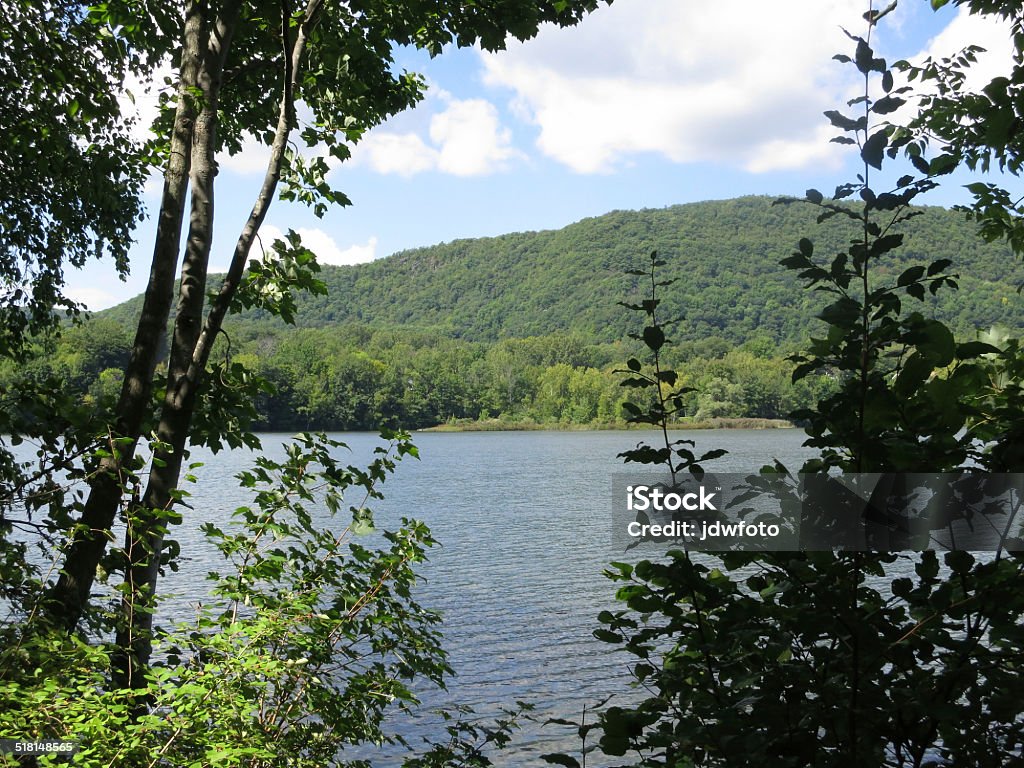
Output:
[420,417,796,432]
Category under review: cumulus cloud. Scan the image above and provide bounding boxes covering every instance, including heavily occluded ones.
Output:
[480,0,867,174]
[64,285,120,312]
[255,225,378,267]
[354,132,439,177]
[430,98,521,175]
[120,60,172,144]
[351,94,521,177]
[119,59,174,195]
[913,6,1015,90]
[219,133,273,176]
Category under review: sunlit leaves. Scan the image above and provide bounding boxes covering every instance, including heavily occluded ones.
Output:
[0,0,151,359]
[233,229,328,325]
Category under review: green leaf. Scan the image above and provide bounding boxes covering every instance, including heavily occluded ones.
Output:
[897,265,925,287]
[861,130,888,170]
[854,38,885,74]
[818,297,862,329]
[542,755,581,768]
[894,352,932,395]
[823,111,865,132]
[956,341,1001,358]
[945,550,974,575]
[656,370,678,385]
[642,325,665,352]
[929,154,959,175]
[871,95,905,114]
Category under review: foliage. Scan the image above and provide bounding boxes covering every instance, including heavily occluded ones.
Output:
[3,323,836,431]
[0,431,528,766]
[549,5,1024,767]
[613,251,727,479]
[0,0,151,359]
[893,0,1024,254]
[0,0,610,765]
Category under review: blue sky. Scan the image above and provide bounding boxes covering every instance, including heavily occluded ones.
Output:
[67,0,1018,310]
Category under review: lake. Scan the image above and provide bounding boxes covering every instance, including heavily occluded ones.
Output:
[164,428,816,765]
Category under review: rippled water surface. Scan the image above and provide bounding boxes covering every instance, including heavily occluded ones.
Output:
[166,428,814,765]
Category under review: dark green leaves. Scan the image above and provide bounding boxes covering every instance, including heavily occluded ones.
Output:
[0,0,150,358]
[955,340,1001,358]
[862,129,889,169]
[854,37,886,74]
[233,229,328,324]
[574,10,1024,768]
[897,265,926,287]
[819,297,862,329]
[825,110,866,133]
[616,252,726,478]
[642,325,665,352]
[872,94,906,114]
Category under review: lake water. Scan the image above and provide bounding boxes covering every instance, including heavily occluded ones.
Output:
[165,428,816,765]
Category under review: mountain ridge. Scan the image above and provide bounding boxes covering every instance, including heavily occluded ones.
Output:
[100,195,1024,344]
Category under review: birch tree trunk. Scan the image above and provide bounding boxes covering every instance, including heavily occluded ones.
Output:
[47,2,203,632]
[112,0,243,689]
[114,0,319,685]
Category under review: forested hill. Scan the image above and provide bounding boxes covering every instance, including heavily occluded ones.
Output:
[104,196,1024,344]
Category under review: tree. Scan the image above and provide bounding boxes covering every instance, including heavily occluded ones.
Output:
[894,0,1024,251]
[0,0,155,359]
[2,0,614,762]
[29,0,609,690]
[549,3,1024,766]
[0,2,611,762]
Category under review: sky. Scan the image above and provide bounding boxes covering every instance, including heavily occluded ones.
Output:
[65,0,1018,310]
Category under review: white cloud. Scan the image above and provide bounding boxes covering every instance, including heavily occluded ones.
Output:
[65,285,120,311]
[350,94,520,177]
[255,225,378,267]
[354,132,440,177]
[430,98,521,175]
[120,59,174,195]
[480,0,868,174]
[121,59,172,144]
[914,7,1015,90]
[219,133,273,176]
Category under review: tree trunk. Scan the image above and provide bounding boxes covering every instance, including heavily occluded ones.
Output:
[114,0,319,684]
[46,2,203,632]
[113,0,242,690]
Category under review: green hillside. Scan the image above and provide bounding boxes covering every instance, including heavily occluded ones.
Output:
[102,195,1024,345]
[49,195,1024,431]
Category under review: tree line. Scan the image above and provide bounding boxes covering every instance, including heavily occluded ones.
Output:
[5,319,838,430]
